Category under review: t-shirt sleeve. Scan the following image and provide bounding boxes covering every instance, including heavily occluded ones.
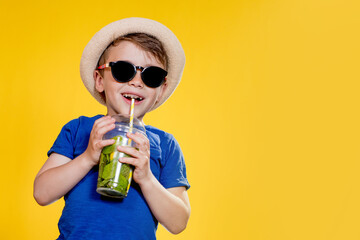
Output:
[47,119,79,160]
[159,135,190,190]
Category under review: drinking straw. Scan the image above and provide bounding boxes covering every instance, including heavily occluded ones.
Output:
[127,98,135,145]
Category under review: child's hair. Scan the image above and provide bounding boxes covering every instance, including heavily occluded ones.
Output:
[97,33,168,70]
[96,33,168,103]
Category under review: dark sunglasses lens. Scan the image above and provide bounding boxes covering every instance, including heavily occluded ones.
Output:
[111,62,135,82]
[141,67,167,88]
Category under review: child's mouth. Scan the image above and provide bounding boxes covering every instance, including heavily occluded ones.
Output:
[122,93,144,102]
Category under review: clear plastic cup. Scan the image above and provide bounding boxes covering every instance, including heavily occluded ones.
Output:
[96,114,146,198]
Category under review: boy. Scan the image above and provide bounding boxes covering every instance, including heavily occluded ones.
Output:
[34,17,190,240]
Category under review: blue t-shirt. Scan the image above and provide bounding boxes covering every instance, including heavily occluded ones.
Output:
[48,115,190,240]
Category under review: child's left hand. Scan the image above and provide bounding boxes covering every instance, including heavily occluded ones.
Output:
[117,132,152,185]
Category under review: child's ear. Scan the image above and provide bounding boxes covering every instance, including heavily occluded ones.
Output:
[157,81,168,102]
[94,70,104,92]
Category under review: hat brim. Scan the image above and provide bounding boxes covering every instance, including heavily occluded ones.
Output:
[80,17,185,111]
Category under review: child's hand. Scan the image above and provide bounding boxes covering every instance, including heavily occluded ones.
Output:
[117,132,152,185]
[84,116,116,166]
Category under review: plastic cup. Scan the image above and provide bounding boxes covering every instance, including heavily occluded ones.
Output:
[96,114,146,198]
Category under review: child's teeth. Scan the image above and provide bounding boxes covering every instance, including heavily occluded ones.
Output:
[123,94,143,101]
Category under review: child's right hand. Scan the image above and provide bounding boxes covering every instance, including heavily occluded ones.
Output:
[84,116,116,166]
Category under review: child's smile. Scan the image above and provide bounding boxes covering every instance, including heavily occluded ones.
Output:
[121,92,145,104]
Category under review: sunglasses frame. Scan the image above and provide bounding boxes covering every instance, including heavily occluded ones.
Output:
[97,61,167,88]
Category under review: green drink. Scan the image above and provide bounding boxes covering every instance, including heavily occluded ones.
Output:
[96,115,145,198]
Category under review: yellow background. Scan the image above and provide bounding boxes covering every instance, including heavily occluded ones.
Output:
[1,0,360,239]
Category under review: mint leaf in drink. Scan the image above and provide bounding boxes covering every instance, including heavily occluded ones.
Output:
[102,160,117,180]
[102,136,126,154]
[120,163,131,179]
[115,175,128,192]
[102,144,115,155]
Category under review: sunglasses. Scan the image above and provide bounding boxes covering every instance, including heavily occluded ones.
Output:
[97,61,167,88]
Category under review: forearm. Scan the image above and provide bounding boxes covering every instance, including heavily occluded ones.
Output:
[139,176,190,234]
[33,153,95,206]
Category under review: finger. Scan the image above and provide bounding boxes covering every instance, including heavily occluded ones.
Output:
[93,116,115,129]
[93,122,116,138]
[117,146,142,159]
[127,132,148,144]
[93,115,111,126]
[94,117,115,128]
[127,132,149,152]
[118,146,150,166]
[96,138,115,149]
[118,156,137,166]
[125,136,150,157]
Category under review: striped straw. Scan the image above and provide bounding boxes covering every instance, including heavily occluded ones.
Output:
[127,98,135,145]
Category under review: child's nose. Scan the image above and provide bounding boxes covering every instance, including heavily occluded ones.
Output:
[129,70,144,88]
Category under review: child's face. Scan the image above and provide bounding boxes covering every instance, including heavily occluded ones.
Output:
[94,41,168,120]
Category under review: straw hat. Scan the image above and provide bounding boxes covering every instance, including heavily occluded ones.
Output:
[80,17,185,111]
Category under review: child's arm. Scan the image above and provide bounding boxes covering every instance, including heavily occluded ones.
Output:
[33,116,116,206]
[139,180,190,234]
[118,132,191,234]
